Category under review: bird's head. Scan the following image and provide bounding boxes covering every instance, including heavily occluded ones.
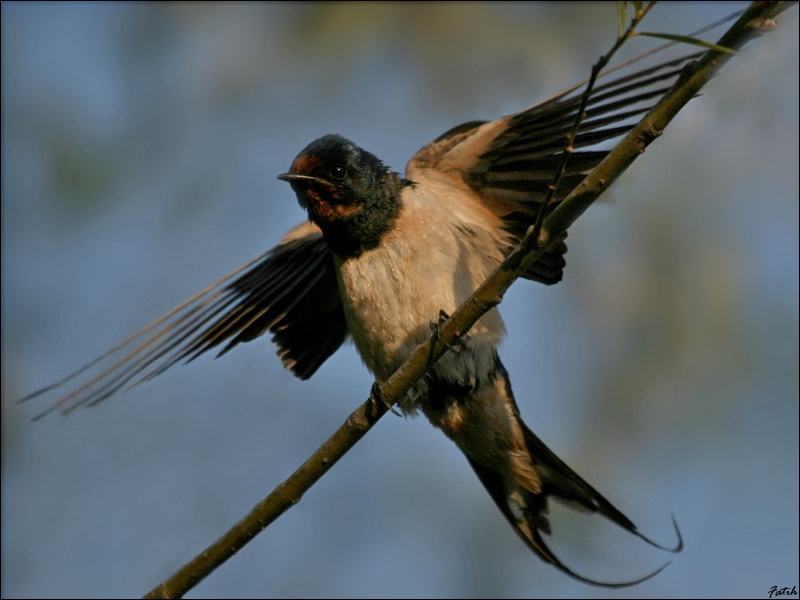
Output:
[278,134,408,257]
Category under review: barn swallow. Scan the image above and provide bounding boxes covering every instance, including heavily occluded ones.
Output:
[21,52,692,586]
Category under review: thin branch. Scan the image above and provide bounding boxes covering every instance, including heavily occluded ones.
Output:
[529,1,655,245]
[143,2,789,598]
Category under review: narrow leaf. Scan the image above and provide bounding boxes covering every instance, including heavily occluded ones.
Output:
[637,31,742,55]
[617,2,627,39]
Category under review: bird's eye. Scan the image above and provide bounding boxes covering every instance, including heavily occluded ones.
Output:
[329,165,346,180]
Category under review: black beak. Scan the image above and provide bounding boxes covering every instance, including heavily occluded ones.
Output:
[277,173,326,184]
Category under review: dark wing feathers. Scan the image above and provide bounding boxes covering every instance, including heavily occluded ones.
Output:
[218,233,347,377]
[21,223,347,418]
[412,52,701,285]
[24,51,703,416]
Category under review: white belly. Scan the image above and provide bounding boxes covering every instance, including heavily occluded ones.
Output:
[334,182,508,411]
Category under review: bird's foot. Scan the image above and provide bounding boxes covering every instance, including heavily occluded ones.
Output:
[429,310,464,353]
[369,381,400,417]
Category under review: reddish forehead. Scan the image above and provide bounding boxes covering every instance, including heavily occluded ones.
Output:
[290,154,321,174]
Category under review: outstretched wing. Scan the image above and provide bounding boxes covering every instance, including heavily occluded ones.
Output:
[407,52,702,285]
[20,221,347,418]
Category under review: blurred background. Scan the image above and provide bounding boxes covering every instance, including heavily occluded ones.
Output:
[2,3,797,598]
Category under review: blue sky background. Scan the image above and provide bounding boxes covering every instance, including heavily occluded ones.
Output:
[2,4,798,598]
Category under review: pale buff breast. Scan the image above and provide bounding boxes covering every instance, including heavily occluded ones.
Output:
[334,175,509,392]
